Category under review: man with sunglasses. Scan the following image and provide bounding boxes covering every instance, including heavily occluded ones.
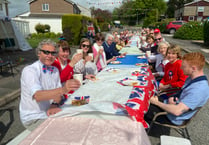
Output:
[19,39,81,130]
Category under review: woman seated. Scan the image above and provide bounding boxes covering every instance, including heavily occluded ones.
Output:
[148,41,170,81]
[116,39,125,51]
[74,38,98,78]
[92,33,116,72]
[52,40,82,100]
[159,44,188,99]
[52,40,82,85]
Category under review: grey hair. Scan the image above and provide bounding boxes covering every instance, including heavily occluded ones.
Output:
[36,39,58,56]
[105,33,114,41]
[157,41,170,52]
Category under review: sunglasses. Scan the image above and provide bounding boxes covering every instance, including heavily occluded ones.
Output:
[82,44,90,48]
[97,39,104,41]
[155,38,162,41]
[150,33,154,34]
[40,49,57,56]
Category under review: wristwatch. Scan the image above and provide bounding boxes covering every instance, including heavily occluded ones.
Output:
[51,102,59,107]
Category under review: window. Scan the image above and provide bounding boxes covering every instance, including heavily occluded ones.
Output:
[198,7,204,12]
[172,22,183,25]
[42,4,49,11]
[0,4,3,11]
[189,16,194,21]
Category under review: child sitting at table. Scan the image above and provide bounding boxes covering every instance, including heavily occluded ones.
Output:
[159,44,187,99]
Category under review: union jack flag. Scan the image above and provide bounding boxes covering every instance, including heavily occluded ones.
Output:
[74,96,90,103]
[129,87,145,100]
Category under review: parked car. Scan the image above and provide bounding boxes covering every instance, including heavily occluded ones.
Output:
[165,21,187,34]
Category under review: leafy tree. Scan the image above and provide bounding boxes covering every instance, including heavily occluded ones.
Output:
[112,0,167,25]
[90,7,112,23]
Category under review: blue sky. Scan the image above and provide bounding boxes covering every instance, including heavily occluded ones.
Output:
[8,0,168,18]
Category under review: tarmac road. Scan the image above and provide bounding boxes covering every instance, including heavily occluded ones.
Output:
[0,34,209,145]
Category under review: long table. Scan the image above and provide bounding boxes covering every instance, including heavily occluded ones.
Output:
[16,36,155,145]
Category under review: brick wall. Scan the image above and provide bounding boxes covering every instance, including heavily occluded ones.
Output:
[30,0,74,14]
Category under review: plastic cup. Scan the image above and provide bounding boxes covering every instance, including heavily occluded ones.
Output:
[76,49,83,54]
[88,53,93,60]
[146,51,151,57]
[73,74,83,85]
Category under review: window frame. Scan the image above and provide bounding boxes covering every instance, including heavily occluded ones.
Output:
[188,16,194,21]
[42,3,49,11]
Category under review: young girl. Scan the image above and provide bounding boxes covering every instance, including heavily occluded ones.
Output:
[159,44,187,98]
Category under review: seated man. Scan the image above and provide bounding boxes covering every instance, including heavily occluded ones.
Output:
[102,33,124,60]
[19,39,81,131]
[145,52,209,125]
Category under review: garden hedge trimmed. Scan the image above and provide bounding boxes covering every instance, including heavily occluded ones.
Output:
[62,14,98,45]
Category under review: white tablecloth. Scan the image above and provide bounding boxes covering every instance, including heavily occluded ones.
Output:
[19,117,151,145]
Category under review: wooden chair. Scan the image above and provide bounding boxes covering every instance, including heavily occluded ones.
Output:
[147,107,202,139]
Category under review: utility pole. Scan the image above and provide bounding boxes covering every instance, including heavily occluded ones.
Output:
[137,10,139,25]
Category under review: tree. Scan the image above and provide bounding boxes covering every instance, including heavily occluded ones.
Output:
[90,7,112,23]
[112,0,167,25]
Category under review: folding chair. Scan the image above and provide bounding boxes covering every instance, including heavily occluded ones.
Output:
[147,107,201,139]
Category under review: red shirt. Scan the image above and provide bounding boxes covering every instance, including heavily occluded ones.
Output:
[160,59,187,88]
[52,58,74,83]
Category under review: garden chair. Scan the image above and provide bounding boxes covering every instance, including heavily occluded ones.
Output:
[0,57,14,76]
[0,106,16,142]
[147,107,202,139]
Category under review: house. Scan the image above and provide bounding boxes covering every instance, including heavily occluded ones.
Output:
[13,0,82,33]
[0,0,9,17]
[77,4,91,17]
[175,0,209,21]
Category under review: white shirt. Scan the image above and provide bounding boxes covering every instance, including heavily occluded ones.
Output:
[148,54,169,76]
[93,43,107,69]
[19,60,62,125]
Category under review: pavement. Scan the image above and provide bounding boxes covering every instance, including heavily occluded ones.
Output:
[0,35,209,145]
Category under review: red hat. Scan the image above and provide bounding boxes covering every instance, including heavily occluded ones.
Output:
[154,28,160,33]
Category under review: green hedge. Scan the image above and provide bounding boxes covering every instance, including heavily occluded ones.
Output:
[62,14,98,45]
[203,21,209,46]
[174,21,203,40]
[147,18,175,32]
[98,22,109,32]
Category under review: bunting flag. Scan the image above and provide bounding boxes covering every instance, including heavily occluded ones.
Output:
[86,0,123,6]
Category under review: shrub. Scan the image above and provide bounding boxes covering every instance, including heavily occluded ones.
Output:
[35,23,45,33]
[174,22,203,40]
[44,24,50,32]
[203,21,209,46]
[35,23,51,33]
[62,14,98,45]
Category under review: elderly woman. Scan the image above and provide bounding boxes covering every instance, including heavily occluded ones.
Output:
[74,38,98,76]
[92,33,116,71]
[148,41,170,78]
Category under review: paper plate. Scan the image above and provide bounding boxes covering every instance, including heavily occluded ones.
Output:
[111,61,121,64]
[123,80,140,86]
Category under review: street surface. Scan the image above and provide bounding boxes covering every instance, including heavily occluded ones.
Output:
[0,34,209,145]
